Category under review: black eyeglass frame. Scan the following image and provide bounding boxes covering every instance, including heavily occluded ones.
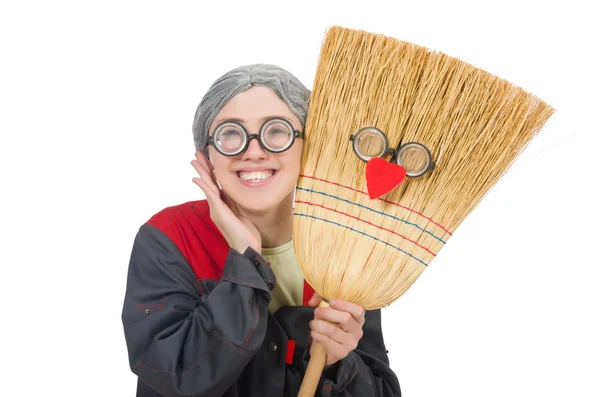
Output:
[206,117,304,156]
[349,126,436,178]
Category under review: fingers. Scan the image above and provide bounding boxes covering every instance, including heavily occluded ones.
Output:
[310,331,348,362]
[220,189,242,217]
[314,302,365,332]
[192,152,215,180]
[309,300,366,366]
[310,319,357,348]
[191,152,220,198]
[192,172,220,204]
[328,300,366,325]
[197,151,220,187]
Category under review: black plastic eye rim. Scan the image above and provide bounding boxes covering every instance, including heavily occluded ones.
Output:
[395,142,436,178]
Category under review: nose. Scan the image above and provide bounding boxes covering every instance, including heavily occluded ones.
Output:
[365,158,406,200]
[241,136,268,160]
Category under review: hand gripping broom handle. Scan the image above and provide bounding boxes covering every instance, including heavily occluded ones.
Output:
[298,299,331,397]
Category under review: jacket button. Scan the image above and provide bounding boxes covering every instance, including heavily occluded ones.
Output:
[144,309,150,315]
[268,342,278,352]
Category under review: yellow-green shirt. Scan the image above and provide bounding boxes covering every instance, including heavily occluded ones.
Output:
[261,240,304,313]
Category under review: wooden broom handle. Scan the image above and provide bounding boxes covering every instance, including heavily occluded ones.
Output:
[298,299,330,397]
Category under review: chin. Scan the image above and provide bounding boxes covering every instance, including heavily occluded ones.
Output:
[230,186,294,216]
[229,192,282,213]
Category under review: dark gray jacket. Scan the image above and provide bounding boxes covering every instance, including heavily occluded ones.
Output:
[121,200,401,396]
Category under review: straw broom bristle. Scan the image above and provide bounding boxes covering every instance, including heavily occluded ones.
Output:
[293,26,555,310]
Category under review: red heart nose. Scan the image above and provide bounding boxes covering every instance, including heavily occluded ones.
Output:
[365,158,407,199]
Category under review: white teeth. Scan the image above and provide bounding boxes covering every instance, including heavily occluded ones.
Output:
[238,170,274,182]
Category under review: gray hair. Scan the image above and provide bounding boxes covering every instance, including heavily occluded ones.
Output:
[192,64,311,153]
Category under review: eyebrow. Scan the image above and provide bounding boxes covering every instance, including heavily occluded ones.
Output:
[213,116,295,127]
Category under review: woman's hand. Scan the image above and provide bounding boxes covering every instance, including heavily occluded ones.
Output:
[191,152,262,254]
[308,292,366,367]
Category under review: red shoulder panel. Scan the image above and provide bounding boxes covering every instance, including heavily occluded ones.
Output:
[146,200,229,279]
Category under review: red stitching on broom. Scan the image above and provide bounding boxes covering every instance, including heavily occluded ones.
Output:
[295,200,437,257]
[299,174,452,235]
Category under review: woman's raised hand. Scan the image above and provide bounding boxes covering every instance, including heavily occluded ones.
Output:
[191,152,262,254]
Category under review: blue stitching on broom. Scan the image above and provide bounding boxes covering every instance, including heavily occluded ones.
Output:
[295,186,447,244]
[298,174,452,235]
[293,213,430,267]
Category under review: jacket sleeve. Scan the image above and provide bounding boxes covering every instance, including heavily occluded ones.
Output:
[302,309,402,396]
[121,223,276,397]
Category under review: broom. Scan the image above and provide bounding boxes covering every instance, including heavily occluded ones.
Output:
[293,26,555,397]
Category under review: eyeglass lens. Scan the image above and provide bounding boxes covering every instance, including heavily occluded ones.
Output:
[216,124,245,153]
[352,127,388,161]
[355,129,387,158]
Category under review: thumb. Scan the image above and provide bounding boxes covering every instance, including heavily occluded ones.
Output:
[308,292,322,307]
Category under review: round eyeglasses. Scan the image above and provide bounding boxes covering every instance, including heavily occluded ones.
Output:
[350,126,435,178]
[206,117,304,156]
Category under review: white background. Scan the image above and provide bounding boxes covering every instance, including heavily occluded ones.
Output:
[1,0,598,396]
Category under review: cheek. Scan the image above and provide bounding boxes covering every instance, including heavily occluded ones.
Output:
[283,147,303,174]
[209,156,232,179]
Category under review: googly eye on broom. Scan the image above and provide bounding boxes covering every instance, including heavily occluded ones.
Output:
[350,126,436,199]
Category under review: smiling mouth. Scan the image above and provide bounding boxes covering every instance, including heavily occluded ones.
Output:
[237,170,276,183]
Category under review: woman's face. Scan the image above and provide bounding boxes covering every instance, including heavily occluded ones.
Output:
[207,85,304,214]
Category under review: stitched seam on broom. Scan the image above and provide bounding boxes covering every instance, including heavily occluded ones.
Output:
[299,174,452,235]
[293,213,430,267]
[295,200,436,257]
[295,187,447,244]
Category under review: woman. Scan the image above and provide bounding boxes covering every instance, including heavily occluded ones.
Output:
[122,64,401,396]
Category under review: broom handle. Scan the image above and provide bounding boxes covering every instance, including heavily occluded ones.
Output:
[298,300,330,397]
